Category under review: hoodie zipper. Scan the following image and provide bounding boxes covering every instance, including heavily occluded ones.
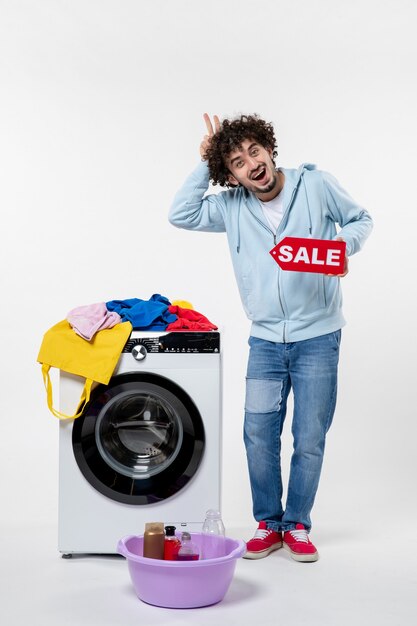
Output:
[243,202,286,332]
[245,198,289,340]
[245,176,304,344]
[275,184,300,343]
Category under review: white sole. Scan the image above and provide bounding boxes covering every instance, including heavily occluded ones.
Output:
[283,543,319,562]
[242,542,283,560]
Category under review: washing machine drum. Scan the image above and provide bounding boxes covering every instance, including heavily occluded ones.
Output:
[72,373,205,504]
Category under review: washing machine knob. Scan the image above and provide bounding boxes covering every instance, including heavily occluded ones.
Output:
[132,344,147,361]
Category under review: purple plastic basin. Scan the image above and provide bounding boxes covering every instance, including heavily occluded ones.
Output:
[117,533,246,609]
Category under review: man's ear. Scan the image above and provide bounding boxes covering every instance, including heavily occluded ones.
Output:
[228,173,239,187]
[267,147,277,167]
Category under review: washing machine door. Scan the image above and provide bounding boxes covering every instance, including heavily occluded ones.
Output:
[72,373,205,504]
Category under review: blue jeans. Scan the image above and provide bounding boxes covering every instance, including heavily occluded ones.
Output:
[244,331,341,532]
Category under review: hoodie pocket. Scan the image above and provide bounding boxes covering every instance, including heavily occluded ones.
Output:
[236,271,254,317]
[241,270,286,321]
[281,271,327,318]
[234,252,285,321]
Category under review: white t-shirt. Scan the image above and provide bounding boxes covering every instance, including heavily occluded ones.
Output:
[260,190,284,233]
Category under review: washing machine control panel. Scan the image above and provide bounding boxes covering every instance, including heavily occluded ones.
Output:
[123,332,220,354]
[131,344,147,360]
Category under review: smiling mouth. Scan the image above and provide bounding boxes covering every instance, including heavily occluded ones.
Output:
[252,167,267,182]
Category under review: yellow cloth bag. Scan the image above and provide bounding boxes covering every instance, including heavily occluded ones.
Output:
[37,320,132,420]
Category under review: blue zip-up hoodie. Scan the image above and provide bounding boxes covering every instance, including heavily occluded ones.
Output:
[169,161,373,342]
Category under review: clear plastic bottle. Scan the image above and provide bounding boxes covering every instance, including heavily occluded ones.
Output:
[175,531,200,561]
[201,509,226,559]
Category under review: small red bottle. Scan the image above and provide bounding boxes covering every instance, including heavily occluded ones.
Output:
[164,525,181,560]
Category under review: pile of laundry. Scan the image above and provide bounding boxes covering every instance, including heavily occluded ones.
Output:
[66,294,217,341]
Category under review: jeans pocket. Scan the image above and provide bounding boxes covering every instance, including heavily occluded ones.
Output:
[245,378,283,414]
[329,330,342,348]
[333,330,342,348]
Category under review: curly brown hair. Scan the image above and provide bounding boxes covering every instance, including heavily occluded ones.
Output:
[205,114,278,187]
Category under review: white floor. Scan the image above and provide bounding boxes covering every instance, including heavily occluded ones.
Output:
[1,521,416,626]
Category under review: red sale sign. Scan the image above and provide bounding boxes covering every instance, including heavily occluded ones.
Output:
[270,237,346,275]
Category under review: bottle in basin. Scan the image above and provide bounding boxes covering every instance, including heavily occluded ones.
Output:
[164,525,181,560]
[175,531,200,561]
[143,522,165,559]
[201,509,226,559]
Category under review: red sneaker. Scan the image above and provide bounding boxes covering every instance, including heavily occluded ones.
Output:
[243,521,282,560]
[283,524,318,562]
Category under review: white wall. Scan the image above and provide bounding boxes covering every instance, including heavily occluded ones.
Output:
[1,0,416,529]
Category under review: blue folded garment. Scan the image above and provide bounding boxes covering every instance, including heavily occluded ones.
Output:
[106,294,177,330]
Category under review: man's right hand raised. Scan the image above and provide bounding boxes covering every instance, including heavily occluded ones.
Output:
[200,113,221,161]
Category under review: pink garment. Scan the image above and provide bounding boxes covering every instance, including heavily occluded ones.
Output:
[67,302,122,341]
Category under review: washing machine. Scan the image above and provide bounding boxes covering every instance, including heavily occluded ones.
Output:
[58,330,221,555]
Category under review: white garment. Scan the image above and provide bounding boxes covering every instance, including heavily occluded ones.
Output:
[260,190,284,233]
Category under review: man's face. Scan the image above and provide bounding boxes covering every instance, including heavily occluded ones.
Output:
[225,139,280,199]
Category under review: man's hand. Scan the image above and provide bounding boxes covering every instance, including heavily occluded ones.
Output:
[329,237,349,277]
[200,113,221,160]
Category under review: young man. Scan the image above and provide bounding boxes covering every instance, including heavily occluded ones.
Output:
[169,114,373,562]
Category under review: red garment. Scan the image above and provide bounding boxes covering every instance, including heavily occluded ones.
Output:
[167,305,218,331]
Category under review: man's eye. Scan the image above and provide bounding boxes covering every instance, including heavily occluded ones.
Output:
[236,161,244,168]
[250,150,259,156]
